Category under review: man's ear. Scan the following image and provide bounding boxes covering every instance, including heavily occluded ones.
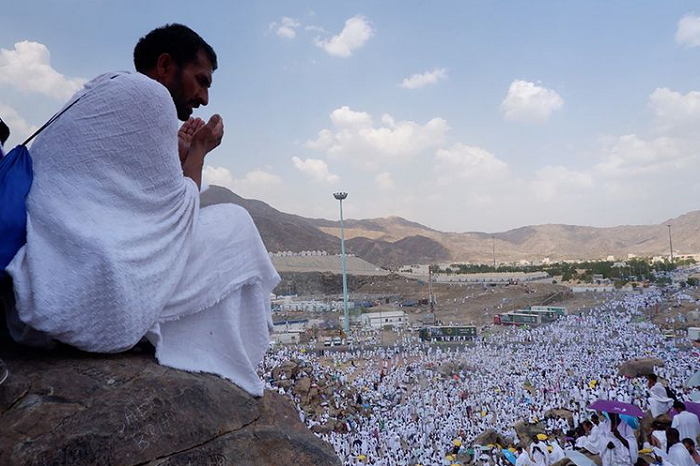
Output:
[154,53,177,84]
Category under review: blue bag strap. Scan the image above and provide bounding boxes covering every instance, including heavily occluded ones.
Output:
[21,97,83,147]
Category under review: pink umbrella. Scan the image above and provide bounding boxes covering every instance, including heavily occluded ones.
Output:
[588,399,644,417]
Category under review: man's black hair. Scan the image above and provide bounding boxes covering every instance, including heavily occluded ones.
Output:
[674,401,686,411]
[647,373,658,382]
[0,118,9,145]
[133,24,217,73]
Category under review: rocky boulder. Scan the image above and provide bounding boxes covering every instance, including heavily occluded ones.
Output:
[544,408,574,428]
[473,428,508,447]
[618,358,665,378]
[0,343,340,466]
[514,420,545,447]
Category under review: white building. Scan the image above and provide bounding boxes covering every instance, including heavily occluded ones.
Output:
[360,310,408,329]
[270,319,309,345]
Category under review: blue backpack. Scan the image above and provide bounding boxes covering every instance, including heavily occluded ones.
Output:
[0,98,82,277]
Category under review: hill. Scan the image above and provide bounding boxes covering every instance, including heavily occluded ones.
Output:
[203,186,700,267]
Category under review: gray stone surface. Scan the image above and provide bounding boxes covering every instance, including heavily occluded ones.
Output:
[0,343,339,466]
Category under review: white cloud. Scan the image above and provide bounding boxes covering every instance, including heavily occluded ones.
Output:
[272,17,300,40]
[307,106,449,168]
[530,165,593,202]
[648,87,700,133]
[595,134,693,176]
[676,14,700,47]
[313,15,373,57]
[305,25,328,34]
[374,172,394,190]
[203,166,282,198]
[0,41,86,100]
[434,143,510,183]
[501,80,564,123]
[0,101,39,148]
[330,106,373,128]
[292,156,340,183]
[399,68,448,89]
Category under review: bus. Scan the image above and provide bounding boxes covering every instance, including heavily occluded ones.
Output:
[493,312,543,326]
[419,326,477,341]
[519,308,559,322]
[529,305,566,316]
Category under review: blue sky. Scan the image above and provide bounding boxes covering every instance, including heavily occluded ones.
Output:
[2,1,700,232]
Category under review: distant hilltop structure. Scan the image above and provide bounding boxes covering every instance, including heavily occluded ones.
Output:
[269,250,356,258]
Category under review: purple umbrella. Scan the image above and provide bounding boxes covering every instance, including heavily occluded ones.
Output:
[588,399,644,417]
[669,402,700,419]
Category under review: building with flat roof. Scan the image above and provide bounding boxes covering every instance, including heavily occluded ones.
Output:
[359,310,408,329]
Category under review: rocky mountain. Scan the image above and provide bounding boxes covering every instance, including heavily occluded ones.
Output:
[201,186,340,254]
[0,342,340,466]
[204,186,699,267]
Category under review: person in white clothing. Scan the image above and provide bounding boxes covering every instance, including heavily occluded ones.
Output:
[648,374,674,418]
[667,428,697,466]
[548,439,565,464]
[4,24,280,397]
[673,402,700,444]
[682,439,700,465]
[530,435,550,466]
[516,446,533,466]
[600,413,637,466]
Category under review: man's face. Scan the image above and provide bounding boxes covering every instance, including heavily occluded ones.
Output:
[168,50,213,121]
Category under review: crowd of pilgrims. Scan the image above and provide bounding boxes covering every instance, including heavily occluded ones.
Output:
[261,288,700,466]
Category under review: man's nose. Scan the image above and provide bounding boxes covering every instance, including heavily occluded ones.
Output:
[199,88,209,107]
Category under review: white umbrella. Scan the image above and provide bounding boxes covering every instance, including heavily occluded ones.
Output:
[564,450,596,466]
[686,370,700,388]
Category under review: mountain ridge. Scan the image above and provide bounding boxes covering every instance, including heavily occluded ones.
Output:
[202,186,699,267]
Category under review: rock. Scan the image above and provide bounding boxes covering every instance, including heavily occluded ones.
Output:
[456,450,473,465]
[0,343,339,466]
[278,379,293,390]
[310,423,335,434]
[437,362,458,377]
[544,408,574,428]
[473,428,508,447]
[272,360,300,381]
[294,377,312,395]
[618,358,665,377]
[514,421,545,447]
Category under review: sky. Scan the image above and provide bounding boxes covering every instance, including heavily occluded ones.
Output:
[2,1,700,233]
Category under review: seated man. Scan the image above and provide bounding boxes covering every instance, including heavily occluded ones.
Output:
[4,24,279,396]
[648,374,674,418]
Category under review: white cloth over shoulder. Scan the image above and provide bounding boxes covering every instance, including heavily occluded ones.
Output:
[649,383,674,418]
[672,411,700,443]
[7,72,280,396]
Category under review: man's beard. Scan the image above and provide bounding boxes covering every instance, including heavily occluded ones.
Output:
[170,71,192,121]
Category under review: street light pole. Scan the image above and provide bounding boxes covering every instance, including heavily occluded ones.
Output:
[667,224,674,264]
[492,236,496,269]
[334,192,350,334]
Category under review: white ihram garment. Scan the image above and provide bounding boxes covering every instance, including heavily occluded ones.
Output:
[6,72,279,396]
[649,383,674,418]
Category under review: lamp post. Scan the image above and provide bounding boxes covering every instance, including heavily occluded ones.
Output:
[667,224,674,265]
[334,192,350,334]
[492,236,496,270]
